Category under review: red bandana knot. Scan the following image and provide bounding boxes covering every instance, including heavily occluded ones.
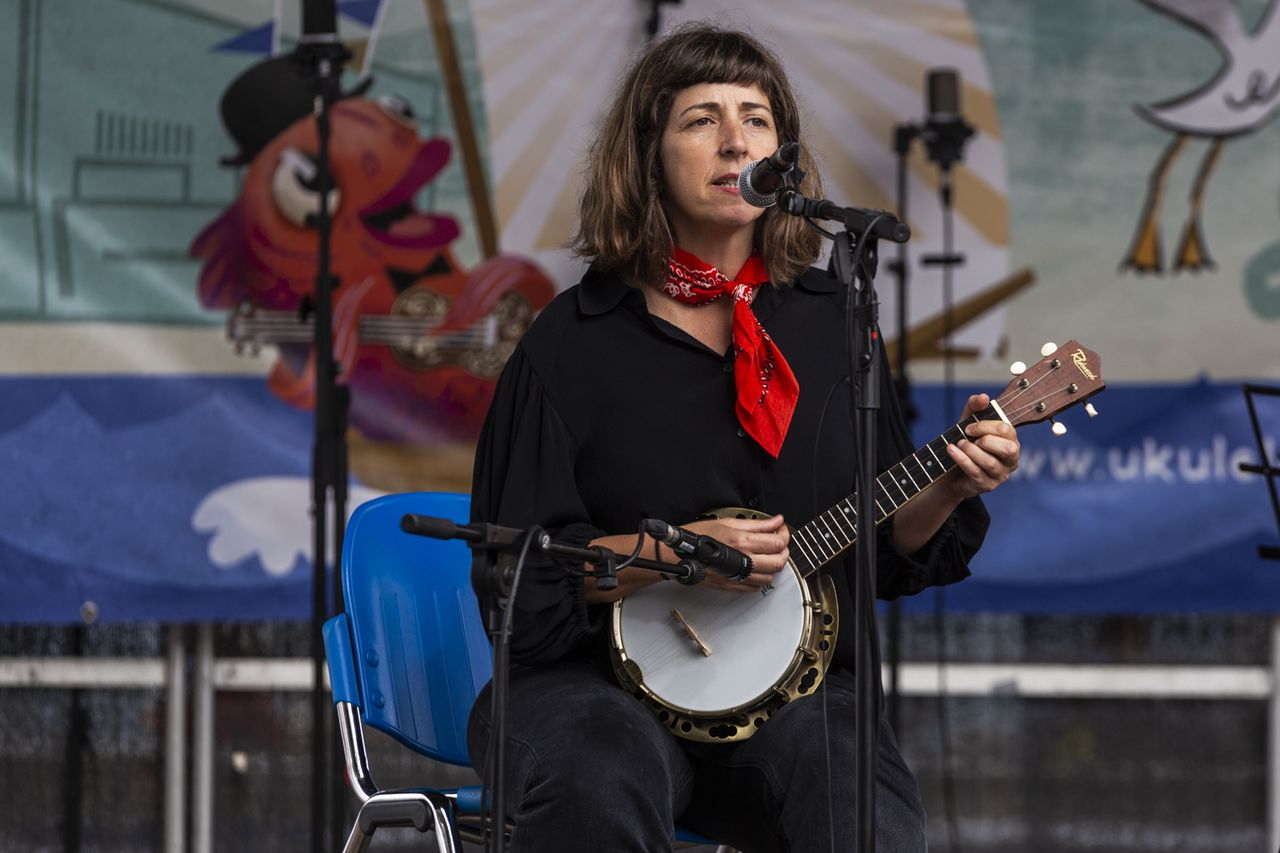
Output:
[663,248,799,457]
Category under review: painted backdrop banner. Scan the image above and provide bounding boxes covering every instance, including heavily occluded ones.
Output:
[1,0,1278,623]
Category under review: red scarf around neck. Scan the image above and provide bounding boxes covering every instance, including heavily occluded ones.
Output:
[663,247,799,458]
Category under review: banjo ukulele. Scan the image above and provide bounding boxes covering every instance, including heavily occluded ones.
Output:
[610,341,1104,742]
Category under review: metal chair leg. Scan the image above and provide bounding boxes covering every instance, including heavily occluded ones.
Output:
[343,820,372,853]
[342,791,461,853]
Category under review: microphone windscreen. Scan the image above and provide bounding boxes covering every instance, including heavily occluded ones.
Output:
[737,160,778,209]
[400,513,459,539]
[926,69,960,119]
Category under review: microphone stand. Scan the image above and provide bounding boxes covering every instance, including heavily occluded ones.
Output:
[401,515,704,853]
[780,185,909,852]
[294,2,352,849]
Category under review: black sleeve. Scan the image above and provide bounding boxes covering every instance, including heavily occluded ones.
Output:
[470,345,605,664]
[871,346,990,599]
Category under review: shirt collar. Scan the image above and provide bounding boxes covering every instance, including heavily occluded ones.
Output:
[576,266,635,316]
[793,266,837,293]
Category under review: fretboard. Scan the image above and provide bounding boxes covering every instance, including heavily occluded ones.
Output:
[787,404,1006,577]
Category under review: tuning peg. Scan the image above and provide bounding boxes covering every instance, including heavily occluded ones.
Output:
[1050,418,1067,436]
[1009,360,1027,376]
[1040,342,1058,357]
[1085,403,1098,418]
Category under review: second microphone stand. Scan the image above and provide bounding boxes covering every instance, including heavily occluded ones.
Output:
[781,181,908,852]
[400,514,705,853]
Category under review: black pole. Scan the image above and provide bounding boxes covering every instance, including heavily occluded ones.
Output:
[294,3,352,850]
[851,233,882,853]
[826,222,885,853]
[61,626,88,853]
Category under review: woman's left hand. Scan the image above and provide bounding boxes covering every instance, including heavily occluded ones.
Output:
[943,393,1020,499]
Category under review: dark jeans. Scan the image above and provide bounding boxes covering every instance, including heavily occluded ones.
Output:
[467,659,927,853]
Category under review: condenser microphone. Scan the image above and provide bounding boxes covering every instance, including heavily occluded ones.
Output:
[737,142,801,209]
[641,519,754,581]
[927,68,960,121]
[922,68,974,170]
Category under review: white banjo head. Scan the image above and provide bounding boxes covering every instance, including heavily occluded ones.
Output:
[614,561,809,715]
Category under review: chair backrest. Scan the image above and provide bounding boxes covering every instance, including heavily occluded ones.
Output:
[338,491,492,767]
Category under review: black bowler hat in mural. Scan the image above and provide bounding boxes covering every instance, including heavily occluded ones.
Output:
[217,54,371,166]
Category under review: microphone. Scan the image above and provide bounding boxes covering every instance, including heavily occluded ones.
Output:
[921,68,974,170]
[737,142,801,209]
[641,519,754,581]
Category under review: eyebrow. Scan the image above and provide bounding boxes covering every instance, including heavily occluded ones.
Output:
[676,100,773,118]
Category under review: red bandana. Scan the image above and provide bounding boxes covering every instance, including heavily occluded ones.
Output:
[663,247,799,458]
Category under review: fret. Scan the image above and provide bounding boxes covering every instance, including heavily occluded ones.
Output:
[788,404,1002,577]
[924,441,945,474]
[879,472,907,507]
[807,522,834,559]
[791,527,824,567]
[788,544,813,576]
[818,514,846,549]
[904,452,935,484]
[829,504,856,539]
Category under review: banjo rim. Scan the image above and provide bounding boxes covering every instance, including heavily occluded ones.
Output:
[608,557,816,718]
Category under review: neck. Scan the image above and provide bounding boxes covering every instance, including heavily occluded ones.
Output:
[675,228,757,278]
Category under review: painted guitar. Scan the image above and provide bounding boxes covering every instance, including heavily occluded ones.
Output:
[610,341,1105,743]
[228,285,536,379]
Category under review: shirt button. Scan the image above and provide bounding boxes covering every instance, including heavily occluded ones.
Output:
[722,361,734,373]
[736,427,746,438]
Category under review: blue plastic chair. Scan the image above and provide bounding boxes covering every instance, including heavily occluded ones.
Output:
[324,491,729,852]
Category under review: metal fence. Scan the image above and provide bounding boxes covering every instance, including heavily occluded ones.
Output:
[1,614,1276,853]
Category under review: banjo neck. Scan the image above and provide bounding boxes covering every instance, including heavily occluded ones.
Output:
[786,403,1008,578]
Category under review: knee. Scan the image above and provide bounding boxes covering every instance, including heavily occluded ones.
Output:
[531,715,678,803]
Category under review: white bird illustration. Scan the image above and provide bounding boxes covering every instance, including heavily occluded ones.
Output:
[1122,0,1280,273]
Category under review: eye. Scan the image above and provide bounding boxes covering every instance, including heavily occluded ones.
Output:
[689,116,714,127]
[271,147,341,228]
[374,93,416,124]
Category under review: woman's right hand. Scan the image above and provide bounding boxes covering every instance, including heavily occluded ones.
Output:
[673,514,790,593]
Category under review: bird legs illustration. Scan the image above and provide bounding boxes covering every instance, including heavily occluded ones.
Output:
[1122,134,1226,273]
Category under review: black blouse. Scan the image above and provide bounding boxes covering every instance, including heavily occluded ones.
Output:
[471,264,989,673]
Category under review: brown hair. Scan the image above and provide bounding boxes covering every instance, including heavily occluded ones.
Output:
[570,24,823,287]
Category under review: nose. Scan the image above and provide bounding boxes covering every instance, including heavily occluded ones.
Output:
[720,122,747,158]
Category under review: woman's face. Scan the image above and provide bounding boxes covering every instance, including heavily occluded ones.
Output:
[658,82,779,247]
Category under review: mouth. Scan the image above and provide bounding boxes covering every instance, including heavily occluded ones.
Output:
[711,172,740,190]
[359,138,460,249]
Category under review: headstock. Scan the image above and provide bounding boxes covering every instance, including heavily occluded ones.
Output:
[995,340,1105,431]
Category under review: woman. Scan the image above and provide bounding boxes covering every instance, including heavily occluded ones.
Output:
[468,24,1019,852]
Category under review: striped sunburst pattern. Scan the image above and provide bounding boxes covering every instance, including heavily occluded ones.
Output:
[473,0,1010,354]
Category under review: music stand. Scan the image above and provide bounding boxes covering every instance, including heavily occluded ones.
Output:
[1239,384,1280,561]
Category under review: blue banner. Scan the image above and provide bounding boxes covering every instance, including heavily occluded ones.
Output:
[902,381,1280,613]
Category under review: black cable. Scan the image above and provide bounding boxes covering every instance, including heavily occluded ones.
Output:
[803,216,838,242]
[613,521,653,572]
[844,215,887,853]
[811,374,848,853]
[811,212,889,852]
[482,524,541,853]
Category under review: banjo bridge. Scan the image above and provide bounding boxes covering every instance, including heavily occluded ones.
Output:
[670,608,712,657]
